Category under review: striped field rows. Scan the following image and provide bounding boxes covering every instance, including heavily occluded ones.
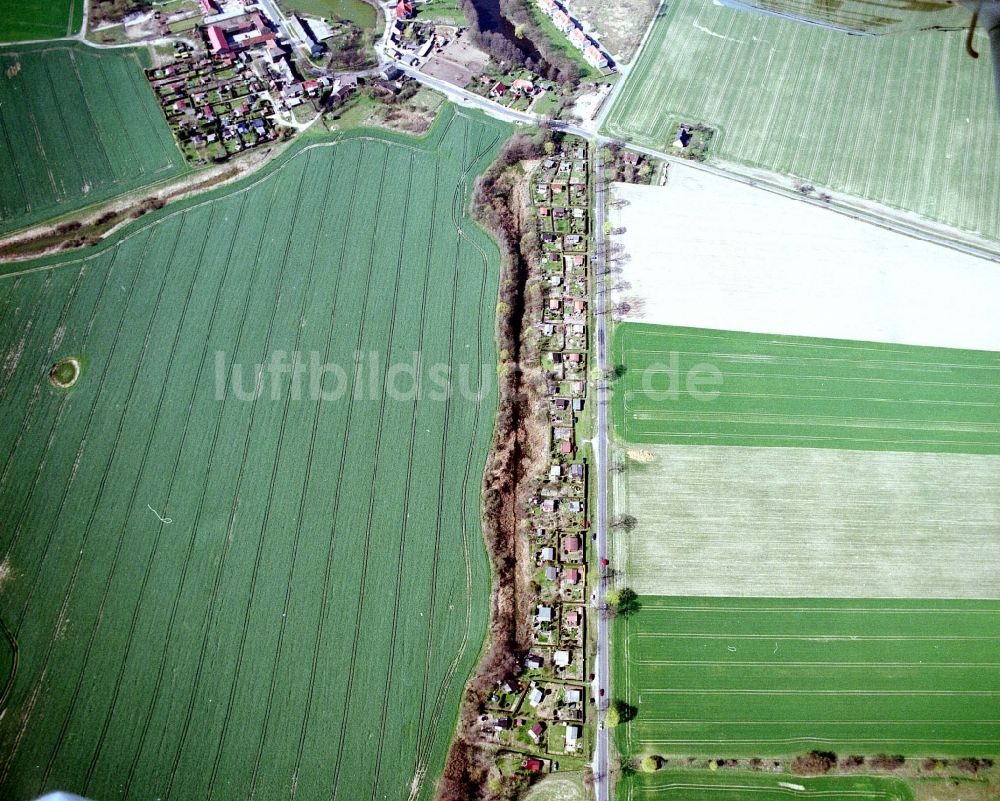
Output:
[601,0,1000,241]
[0,42,187,235]
[615,598,1000,756]
[0,106,508,801]
[613,324,1000,453]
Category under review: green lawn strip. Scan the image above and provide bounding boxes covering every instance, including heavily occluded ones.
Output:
[280,0,379,28]
[620,769,913,801]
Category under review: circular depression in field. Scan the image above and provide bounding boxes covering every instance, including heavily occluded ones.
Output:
[48,357,81,389]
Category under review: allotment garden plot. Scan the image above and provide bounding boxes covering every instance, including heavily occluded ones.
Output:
[601,0,1000,241]
[617,598,1000,757]
[0,43,187,235]
[0,106,508,801]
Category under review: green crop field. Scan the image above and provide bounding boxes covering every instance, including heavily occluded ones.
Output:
[612,323,1000,453]
[0,1,82,42]
[0,43,187,236]
[601,0,1000,242]
[0,105,509,801]
[615,597,1000,758]
[619,769,913,801]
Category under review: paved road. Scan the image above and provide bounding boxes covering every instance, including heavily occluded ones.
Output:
[591,145,612,801]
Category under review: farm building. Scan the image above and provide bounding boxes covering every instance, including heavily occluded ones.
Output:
[206,24,229,53]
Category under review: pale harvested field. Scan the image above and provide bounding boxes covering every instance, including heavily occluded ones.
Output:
[608,177,1000,351]
[613,444,1000,598]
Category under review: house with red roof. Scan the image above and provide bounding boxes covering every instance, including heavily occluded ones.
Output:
[551,9,574,33]
[206,24,229,54]
[528,722,545,743]
[585,44,608,68]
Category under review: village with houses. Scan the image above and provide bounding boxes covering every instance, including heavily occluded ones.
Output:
[144,0,360,162]
[132,0,624,164]
[535,0,611,71]
[478,134,599,782]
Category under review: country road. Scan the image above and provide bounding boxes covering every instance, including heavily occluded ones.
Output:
[591,144,612,801]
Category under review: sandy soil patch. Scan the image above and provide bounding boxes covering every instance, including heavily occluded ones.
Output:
[563,0,659,62]
[616,443,1000,598]
[421,36,489,86]
[608,170,1000,351]
[522,775,587,801]
[571,89,604,122]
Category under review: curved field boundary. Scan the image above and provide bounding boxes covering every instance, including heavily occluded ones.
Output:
[0,618,17,709]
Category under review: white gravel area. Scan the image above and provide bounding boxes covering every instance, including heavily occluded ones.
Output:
[609,167,1000,351]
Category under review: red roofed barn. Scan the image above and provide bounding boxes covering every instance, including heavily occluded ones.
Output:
[206,24,229,54]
